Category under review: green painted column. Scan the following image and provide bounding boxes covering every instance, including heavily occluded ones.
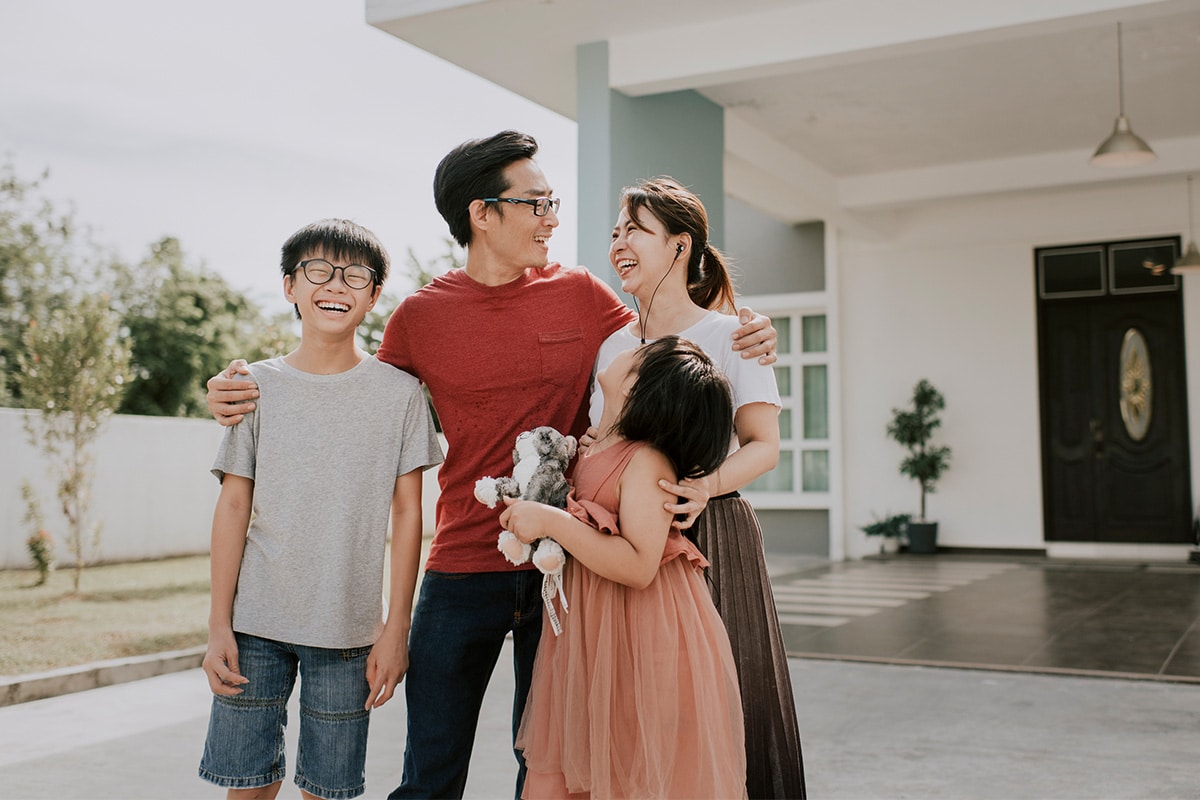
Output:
[576,41,724,296]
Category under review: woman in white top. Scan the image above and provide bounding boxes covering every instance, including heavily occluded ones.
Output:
[588,177,806,799]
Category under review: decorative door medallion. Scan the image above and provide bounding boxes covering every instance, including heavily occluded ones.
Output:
[1119,327,1151,442]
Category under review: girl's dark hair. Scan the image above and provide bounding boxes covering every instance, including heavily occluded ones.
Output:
[434,130,540,247]
[280,218,389,319]
[620,176,737,313]
[615,336,733,480]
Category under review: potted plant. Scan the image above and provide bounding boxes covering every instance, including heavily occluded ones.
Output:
[886,379,951,554]
[860,513,911,555]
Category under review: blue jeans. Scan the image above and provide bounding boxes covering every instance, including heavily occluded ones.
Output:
[198,632,373,800]
[389,569,543,799]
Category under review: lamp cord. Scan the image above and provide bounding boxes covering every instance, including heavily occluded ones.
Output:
[1189,175,1196,243]
[1117,22,1126,115]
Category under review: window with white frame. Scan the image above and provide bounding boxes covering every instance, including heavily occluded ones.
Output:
[741,296,831,509]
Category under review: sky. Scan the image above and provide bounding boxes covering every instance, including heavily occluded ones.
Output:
[0,0,578,316]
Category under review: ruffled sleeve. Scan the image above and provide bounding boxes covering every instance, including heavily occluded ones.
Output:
[565,490,620,537]
[566,490,710,571]
[663,530,710,571]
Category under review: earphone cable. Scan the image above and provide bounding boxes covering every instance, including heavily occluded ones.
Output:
[640,249,681,344]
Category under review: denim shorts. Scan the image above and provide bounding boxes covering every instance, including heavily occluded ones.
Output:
[198,632,373,799]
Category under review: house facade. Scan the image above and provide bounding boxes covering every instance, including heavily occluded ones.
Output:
[367,0,1200,560]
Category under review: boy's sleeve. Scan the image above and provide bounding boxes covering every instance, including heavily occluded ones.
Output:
[211,408,257,482]
[396,383,444,477]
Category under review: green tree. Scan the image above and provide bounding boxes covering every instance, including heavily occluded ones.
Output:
[0,161,114,406]
[404,238,462,290]
[15,293,131,592]
[116,237,266,417]
[2,160,291,418]
[242,309,300,363]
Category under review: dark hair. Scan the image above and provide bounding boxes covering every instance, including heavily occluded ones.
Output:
[434,130,540,247]
[280,218,389,319]
[615,336,734,480]
[620,176,737,313]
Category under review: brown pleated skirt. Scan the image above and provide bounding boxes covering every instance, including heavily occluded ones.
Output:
[692,496,807,800]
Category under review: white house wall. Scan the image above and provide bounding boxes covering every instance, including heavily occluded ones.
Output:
[839,176,1197,560]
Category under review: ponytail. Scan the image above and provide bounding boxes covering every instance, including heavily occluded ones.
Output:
[687,242,737,314]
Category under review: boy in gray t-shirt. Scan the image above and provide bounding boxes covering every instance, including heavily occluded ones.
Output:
[198,219,443,800]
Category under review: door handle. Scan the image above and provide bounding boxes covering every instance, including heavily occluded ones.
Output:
[1090,419,1105,459]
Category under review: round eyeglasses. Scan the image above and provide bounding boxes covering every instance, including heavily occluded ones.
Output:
[296,259,377,290]
[480,196,561,217]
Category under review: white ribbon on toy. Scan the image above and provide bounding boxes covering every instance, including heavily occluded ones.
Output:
[541,565,569,636]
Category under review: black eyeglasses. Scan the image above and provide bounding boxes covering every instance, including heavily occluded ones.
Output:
[480,196,561,217]
[296,259,377,290]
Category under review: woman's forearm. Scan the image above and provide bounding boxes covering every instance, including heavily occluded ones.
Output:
[706,438,779,495]
[706,402,780,495]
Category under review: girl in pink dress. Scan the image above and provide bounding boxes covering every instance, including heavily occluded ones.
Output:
[500,336,747,799]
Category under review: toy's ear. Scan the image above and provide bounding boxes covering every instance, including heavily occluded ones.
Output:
[560,435,578,461]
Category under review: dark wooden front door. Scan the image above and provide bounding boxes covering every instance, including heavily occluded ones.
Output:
[1037,238,1193,543]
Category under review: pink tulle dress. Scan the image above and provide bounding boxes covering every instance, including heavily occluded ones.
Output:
[516,440,747,799]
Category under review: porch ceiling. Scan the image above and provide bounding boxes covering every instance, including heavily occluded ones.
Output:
[367,0,1200,227]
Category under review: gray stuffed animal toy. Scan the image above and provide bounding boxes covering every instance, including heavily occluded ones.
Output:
[474,426,578,634]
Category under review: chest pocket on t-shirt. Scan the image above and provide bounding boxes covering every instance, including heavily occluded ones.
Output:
[539,328,584,387]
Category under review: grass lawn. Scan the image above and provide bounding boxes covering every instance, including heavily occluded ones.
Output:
[1,538,434,678]
[0,555,211,676]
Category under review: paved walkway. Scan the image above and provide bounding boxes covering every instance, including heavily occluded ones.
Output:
[3,555,1200,798]
[769,555,1200,681]
[2,644,1198,799]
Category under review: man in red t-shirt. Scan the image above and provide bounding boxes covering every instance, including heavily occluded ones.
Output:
[206,131,775,800]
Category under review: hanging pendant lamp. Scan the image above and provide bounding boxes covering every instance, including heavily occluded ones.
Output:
[1091,22,1157,167]
[1172,175,1200,274]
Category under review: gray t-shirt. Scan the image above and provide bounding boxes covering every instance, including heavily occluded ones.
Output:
[212,356,443,649]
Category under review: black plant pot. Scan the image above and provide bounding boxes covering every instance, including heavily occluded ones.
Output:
[907,521,938,554]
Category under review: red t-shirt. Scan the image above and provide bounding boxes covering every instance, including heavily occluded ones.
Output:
[376,264,634,572]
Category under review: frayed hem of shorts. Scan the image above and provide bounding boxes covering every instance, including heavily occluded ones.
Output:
[294,773,365,800]
[197,766,285,789]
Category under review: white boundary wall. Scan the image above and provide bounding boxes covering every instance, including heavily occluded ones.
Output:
[1,409,443,569]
